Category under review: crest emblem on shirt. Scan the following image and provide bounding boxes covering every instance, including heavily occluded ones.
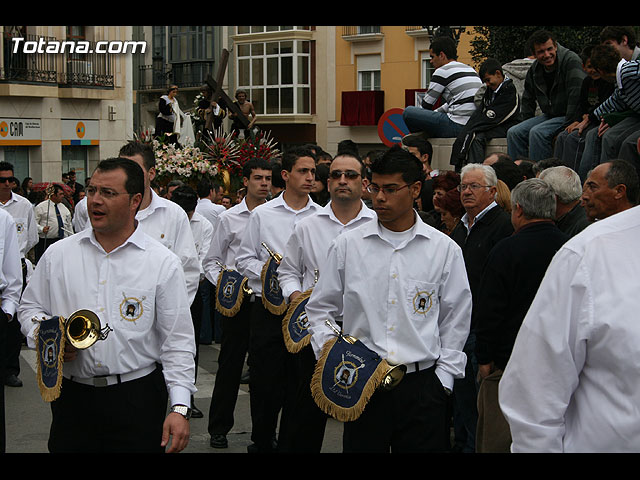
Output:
[412,290,434,315]
[16,221,24,234]
[119,293,145,322]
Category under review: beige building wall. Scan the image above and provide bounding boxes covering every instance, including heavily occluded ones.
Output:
[0,26,134,184]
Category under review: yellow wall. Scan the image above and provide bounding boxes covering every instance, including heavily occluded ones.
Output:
[335,26,480,115]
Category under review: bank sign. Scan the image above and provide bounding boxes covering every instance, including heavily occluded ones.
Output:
[0,118,41,146]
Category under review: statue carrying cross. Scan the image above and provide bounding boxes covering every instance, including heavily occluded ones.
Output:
[205,48,258,139]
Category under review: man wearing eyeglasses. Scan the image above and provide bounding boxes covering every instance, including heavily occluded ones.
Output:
[18,158,195,453]
[277,152,375,452]
[449,163,514,453]
[305,145,472,452]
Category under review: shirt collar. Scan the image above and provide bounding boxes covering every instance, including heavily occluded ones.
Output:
[271,191,317,213]
[319,200,376,225]
[362,210,431,241]
[79,221,147,253]
[462,201,498,231]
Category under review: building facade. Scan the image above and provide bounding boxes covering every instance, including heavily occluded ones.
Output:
[0,26,135,185]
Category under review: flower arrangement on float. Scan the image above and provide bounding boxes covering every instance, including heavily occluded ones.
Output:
[153,140,218,186]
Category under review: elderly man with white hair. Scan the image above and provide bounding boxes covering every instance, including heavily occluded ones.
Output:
[538,165,592,237]
[449,163,514,453]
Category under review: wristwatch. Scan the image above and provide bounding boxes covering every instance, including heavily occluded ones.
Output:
[170,404,192,419]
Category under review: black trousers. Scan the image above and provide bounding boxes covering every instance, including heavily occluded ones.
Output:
[247,300,295,450]
[342,365,450,453]
[207,298,250,436]
[277,345,329,453]
[48,366,168,453]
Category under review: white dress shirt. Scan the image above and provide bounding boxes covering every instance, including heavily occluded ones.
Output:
[304,213,472,391]
[190,211,213,280]
[499,205,640,453]
[18,225,196,407]
[34,199,73,239]
[0,192,38,258]
[136,190,200,305]
[278,200,376,300]
[0,209,23,319]
[196,197,225,231]
[202,198,252,286]
[72,197,89,232]
[235,194,320,296]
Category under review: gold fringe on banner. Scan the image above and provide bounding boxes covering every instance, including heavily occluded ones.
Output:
[310,337,390,423]
[261,259,287,315]
[35,317,66,403]
[282,288,313,353]
[215,269,247,317]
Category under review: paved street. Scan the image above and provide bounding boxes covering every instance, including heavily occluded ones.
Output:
[4,341,344,453]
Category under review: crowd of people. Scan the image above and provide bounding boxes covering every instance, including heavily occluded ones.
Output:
[0,25,639,454]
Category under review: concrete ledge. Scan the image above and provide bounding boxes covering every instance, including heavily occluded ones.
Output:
[428,137,508,171]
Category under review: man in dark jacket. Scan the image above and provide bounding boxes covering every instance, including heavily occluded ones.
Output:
[507,30,586,161]
[451,58,521,169]
[474,178,569,452]
[448,163,514,453]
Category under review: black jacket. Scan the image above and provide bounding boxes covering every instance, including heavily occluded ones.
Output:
[474,221,569,370]
[450,204,514,329]
[452,78,521,165]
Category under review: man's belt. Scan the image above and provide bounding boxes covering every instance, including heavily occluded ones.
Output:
[66,364,157,388]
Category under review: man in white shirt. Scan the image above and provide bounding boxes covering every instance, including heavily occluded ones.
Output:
[203,158,272,449]
[118,141,200,306]
[277,152,376,453]
[195,177,226,345]
[0,208,23,453]
[170,185,214,419]
[72,196,89,232]
[499,204,640,452]
[18,157,195,453]
[196,177,226,230]
[235,146,321,452]
[305,145,472,452]
[0,162,37,389]
[34,183,73,262]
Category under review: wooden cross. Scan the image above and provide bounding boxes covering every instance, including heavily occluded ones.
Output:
[206,48,250,130]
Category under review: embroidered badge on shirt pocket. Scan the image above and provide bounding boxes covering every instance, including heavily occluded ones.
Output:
[406,281,438,320]
[116,288,154,330]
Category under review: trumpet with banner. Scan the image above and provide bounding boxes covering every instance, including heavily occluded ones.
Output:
[282,269,318,354]
[215,261,253,317]
[34,309,112,402]
[260,242,287,315]
[310,320,406,422]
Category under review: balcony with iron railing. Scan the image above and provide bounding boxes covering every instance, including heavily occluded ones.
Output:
[137,61,216,91]
[341,26,384,42]
[0,34,114,88]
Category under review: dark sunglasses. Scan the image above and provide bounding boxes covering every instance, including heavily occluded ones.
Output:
[329,170,361,180]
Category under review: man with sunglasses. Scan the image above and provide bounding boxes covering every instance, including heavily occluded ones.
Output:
[277,152,375,452]
[449,163,514,452]
[305,145,472,452]
[0,162,37,389]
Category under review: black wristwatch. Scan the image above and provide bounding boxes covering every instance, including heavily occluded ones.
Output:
[170,404,192,419]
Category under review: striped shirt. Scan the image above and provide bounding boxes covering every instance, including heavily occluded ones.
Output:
[594,59,640,118]
[422,61,483,125]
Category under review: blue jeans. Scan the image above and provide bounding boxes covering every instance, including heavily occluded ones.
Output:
[403,106,465,138]
[507,115,566,161]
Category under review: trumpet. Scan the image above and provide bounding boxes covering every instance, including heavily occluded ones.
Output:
[325,320,406,391]
[261,242,282,263]
[64,309,112,350]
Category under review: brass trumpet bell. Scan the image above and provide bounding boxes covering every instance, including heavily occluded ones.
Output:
[380,364,407,391]
[64,309,112,350]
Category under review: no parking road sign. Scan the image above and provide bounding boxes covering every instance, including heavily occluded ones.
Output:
[377,108,409,147]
